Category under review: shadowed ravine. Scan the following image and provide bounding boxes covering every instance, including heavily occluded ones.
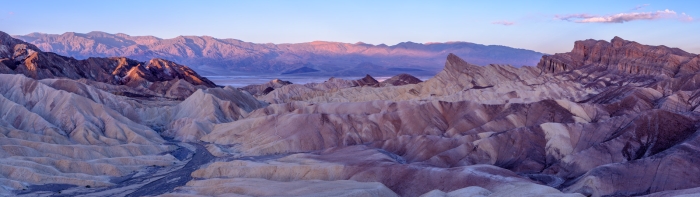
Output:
[13,142,315,197]
[124,143,214,197]
[15,142,214,197]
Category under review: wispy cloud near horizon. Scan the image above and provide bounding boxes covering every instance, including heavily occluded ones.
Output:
[555,14,596,22]
[631,4,649,11]
[492,20,515,26]
[680,12,694,22]
[556,9,693,23]
[1,11,14,21]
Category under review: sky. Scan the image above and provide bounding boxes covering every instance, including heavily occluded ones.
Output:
[1,0,698,54]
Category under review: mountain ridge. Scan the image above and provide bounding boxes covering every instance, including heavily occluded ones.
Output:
[14,31,546,76]
[0,30,216,99]
[538,36,700,77]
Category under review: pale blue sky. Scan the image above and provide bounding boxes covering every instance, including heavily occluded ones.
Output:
[1,0,698,54]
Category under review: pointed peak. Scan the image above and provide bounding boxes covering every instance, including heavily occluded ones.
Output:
[444,53,481,73]
[611,36,625,41]
[447,53,459,59]
[357,74,379,86]
[380,73,423,86]
[446,53,468,64]
[611,36,628,47]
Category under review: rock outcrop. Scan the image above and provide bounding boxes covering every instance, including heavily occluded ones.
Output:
[538,36,700,77]
[1,31,216,100]
[240,79,293,96]
[379,73,423,86]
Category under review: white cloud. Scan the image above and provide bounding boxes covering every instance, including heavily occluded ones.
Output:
[492,20,515,26]
[555,9,693,23]
[554,14,596,22]
[579,9,676,23]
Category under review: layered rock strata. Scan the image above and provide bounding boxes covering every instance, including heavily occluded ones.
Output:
[2,35,700,197]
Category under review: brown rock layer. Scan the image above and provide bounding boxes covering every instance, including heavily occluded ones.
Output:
[538,36,700,77]
[0,31,216,93]
[380,73,423,86]
[240,79,293,96]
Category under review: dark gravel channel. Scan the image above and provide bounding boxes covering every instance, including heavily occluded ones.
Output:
[125,143,214,197]
[15,142,214,197]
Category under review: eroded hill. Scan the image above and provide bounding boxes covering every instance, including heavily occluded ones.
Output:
[3,33,700,197]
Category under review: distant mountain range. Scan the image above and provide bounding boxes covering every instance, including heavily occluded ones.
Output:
[14,31,545,76]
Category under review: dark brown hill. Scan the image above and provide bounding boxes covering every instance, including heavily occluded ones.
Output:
[538,36,700,77]
[1,31,216,89]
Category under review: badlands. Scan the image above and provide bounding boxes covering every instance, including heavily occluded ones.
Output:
[3,30,700,196]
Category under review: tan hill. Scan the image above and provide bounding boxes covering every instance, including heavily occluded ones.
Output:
[14,31,545,76]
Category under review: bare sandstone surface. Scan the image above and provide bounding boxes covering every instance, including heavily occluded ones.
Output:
[3,30,700,197]
[196,37,700,197]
